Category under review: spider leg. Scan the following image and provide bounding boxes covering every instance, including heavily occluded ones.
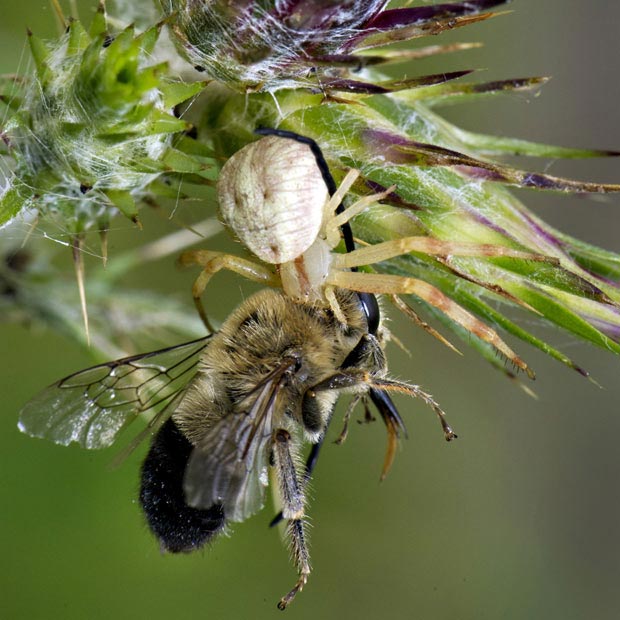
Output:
[327,270,534,379]
[390,294,461,354]
[333,237,557,269]
[178,249,280,332]
[325,185,395,248]
[322,168,360,245]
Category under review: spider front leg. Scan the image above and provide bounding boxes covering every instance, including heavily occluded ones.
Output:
[178,250,280,332]
[323,179,395,249]
[333,236,558,269]
[327,270,534,379]
[272,429,311,611]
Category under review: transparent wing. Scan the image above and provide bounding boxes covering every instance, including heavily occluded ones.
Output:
[18,337,211,449]
[183,375,286,523]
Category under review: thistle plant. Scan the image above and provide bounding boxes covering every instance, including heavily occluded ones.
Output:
[2,0,620,376]
[0,2,212,340]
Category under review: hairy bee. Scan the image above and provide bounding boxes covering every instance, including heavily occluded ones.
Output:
[19,284,445,609]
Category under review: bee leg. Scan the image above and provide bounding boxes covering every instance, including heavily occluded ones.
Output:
[333,391,402,463]
[272,429,311,610]
[303,441,322,481]
[279,520,311,611]
[269,440,322,527]
[177,250,280,332]
[310,372,410,478]
[371,377,457,442]
[334,394,362,445]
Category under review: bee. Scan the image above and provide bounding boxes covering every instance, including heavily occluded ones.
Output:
[181,127,465,490]
[17,129,450,610]
[19,284,447,609]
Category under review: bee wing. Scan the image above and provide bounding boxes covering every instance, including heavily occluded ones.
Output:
[184,377,283,523]
[19,337,211,450]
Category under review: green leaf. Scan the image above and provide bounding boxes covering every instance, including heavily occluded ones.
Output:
[144,109,191,135]
[0,185,27,227]
[127,158,168,173]
[173,135,215,158]
[66,18,89,57]
[405,77,549,105]
[555,233,620,280]
[135,25,161,56]
[89,1,108,38]
[352,11,502,51]
[0,93,22,112]
[27,31,51,85]
[160,81,206,109]
[444,126,620,159]
[512,283,620,353]
[102,189,139,222]
[439,286,589,375]
[161,148,204,173]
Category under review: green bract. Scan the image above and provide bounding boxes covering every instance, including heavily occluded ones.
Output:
[0,3,204,235]
[182,0,620,380]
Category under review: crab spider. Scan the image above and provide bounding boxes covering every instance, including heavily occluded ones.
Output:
[180,129,550,377]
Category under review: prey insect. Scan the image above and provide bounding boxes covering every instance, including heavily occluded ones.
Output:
[18,286,438,609]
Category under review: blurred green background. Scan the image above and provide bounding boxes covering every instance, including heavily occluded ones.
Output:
[2,1,620,619]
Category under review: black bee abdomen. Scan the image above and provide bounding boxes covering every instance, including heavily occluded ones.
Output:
[139,418,225,553]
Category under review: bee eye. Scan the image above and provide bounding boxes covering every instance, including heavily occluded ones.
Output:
[357,292,380,335]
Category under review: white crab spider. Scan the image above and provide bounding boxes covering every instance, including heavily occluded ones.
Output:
[180,130,548,377]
